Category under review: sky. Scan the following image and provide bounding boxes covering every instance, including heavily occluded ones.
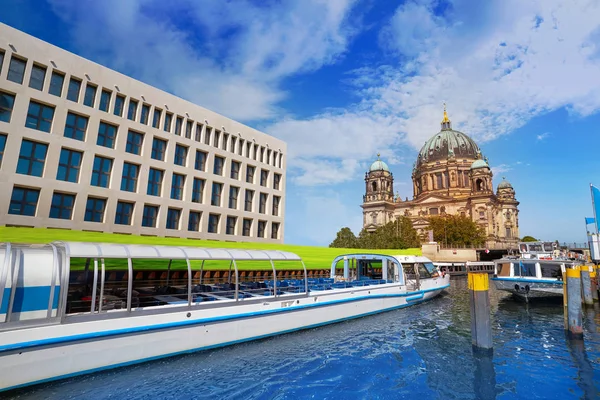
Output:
[3,0,600,246]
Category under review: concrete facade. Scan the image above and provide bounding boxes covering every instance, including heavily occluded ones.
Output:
[361,108,519,248]
[0,23,286,243]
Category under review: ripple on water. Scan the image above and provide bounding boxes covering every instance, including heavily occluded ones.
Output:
[7,279,600,400]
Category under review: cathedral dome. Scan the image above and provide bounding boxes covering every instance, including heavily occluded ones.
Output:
[369,155,389,172]
[497,178,513,189]
[417,129,481,167]
[470,159,489,169]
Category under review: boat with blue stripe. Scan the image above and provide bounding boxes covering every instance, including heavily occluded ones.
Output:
[0,242,449,392]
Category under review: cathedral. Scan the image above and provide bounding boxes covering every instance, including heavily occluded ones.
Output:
[361,107,520,248]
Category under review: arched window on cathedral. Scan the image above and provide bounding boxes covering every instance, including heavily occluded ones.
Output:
[464,173,469,187]
[372,181,377,192]
[476,179,484,191]
[372,214,377,224]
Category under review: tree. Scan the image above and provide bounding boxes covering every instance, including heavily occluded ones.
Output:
[521,235,538,242]
[356,217,420,249]
[329,227,358,248]
[427,214,486,247]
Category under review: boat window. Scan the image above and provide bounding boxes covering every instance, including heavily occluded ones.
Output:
[415,263,432,279]
[497,263,511,276]
[519,244,528,253]
[528,244,543,252]
[540,263,562,279]
[357,260,382,280]
[423,262,438,277]
[543,243,554,252]
[402,263,416,280]
[513,262,536,277]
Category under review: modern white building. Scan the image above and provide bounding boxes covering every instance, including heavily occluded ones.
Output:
[0,23,286,243]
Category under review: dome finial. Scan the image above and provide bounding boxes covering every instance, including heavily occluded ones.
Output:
[441,102,451,130]
[377,152,381,159]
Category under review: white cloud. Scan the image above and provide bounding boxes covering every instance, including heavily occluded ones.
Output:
[537,132,550,140]
[491,164,512,176]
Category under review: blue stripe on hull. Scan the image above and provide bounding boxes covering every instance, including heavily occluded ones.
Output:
[0,284,449,353]
[490,277,563,285]
[2,289,445,393]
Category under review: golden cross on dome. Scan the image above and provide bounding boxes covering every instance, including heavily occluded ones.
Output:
[441,102,450,123]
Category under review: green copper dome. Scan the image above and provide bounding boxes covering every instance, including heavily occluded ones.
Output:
[470,159,489,169]
[417,129,481,167]
[370,159,390,172]
[497,178,513,189]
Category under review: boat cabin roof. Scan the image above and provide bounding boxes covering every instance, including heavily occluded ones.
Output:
[329,253,431,265]
[32,242,303,261]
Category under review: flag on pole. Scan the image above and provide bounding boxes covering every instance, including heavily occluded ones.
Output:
[585,217,595,225]
[591,184,600,234]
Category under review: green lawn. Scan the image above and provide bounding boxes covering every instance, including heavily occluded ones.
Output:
[0,227,421,270]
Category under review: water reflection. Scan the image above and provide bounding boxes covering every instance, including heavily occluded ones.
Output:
[473,352,497,400]
[566,336,599,399]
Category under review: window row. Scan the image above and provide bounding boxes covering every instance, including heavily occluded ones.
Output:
[0,50,283,167]
[7,186,280,239]
[0,93,282,189]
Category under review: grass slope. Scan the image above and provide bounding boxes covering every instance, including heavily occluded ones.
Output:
[0,227,421,270]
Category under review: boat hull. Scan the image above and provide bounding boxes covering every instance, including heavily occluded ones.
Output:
[0,279,449,392]
[491,277,563,300]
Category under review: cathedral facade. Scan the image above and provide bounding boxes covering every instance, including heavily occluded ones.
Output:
[361,109,519,248]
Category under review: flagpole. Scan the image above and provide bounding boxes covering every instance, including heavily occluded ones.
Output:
[592,184,599,235]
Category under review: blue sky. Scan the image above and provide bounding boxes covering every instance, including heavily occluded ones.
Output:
[3,0,600,246]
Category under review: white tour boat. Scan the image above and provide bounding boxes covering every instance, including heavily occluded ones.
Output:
[490,241,577,301]
[0,242,449,392]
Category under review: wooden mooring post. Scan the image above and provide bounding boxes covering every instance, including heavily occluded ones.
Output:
[590,266,598,302]
[564,267,584,339]
[468,272,492,353]
[580,266,593,306]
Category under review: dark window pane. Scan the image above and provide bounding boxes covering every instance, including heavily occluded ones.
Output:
[166,208,181,229]
[91,156,112,188]
[211,182,222,206]
[230,161,240,180]
[192,178,204,203]
[246,166,255,184]
[84,197,106,223]
[208,214,220,233]
[115,201,134,225]
[0,134,6,167]
[244,190,254,212]
[84,85,97,107]
[29,65,46,91]
[127,99,138,121]
[142,205,159,227]
[174,144,187,166]
[120,162,139,192]
[63,112,88,141]
[67,78,81,102]
[8,187,40,216]
[49,72,64,97]
[114,95,125,116]
[214,156,224,175]
[56,148,82,183]
[17,139,48,177]
[7,57,26,84]
[147,168,163,196]
[126,131,144,155]
[226,216,236,235]
[99,90,111,112]
[195,150,207,171]
[229,186,239,209]
[164,113,172,132]
[188,211,201,231]
[141,104,150,125]
[151,138,167,161]
[25,101,55,132]
[170,173,185,200]
[0,91,16,123]
[242,219,252,236]
[153,109,162,128]
[49,192,75,220]
[97,122,117,148]
[175,116,183,135]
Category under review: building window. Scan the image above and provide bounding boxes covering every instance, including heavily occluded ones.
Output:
[147,168,163,196]
[97,122,117,148]
[0,51,3,74]
[166,208,181,229]
[84,84,97,107]
[244,189,254,212]
[192,178,204,203]
[436,173,443,189]
[213,130,220,148]
[64,112,88,141]
[113,95,125,117]
[195,123,203,142]
[231,137,237,153]
[214,156,224,176]
[121,162,139,192]
[56,148,82,183]
[127,99,138,120]
[204,127,211,145]
[272,196,280,216]
[195,150,207,171]
[242,219,252,237]
[140,104,150,125]
[185,120,193,139]
[246,166,255,184]
[0,91,16,123]
[84,197,106,223]
[67,77,81,102]
[257,220,266,238]
[260,169,269,187]
[125,130,144,155]
[115,201,134,225]
[151,138,167,161]
[479,211,485,220]
[0,134,6,167]
[188,211,201,232]
[278,154,283,168]
[266,149,272,165]
[174,144,188,166]
[238,139,245,156]
[272,152,278,167]
[226,216,237,235]
[253,144,259,160]
[211,182,222,206]
[49,192,75,220]
[230,161,240,180]
[222,134,228,151]
[142,205,159,228]
[7,56,26,84]
[29,64,46,91]
[152,108,162,129]
[229,186,239,209]
[271,222,280,239]
[17,139,48,177]
[208,214,220,233]
[274,173,281,190]
[99,89,111,112]
[506,227,512,238]
[91,156,112,188]
[49,71,64,97]
[163,113,172,132]
[26,101,55,132]
[175,116,183,136]
[259,193,267,214]
[260,147,265,163]
[8,187,40,216]
[246,142,251,158]
[171,173,185,200]
[429,207,439,215]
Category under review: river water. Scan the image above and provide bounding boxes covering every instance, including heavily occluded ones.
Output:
[7,277,600,399]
